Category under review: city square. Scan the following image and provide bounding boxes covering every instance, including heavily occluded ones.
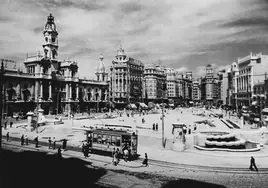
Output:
[2,0,268,187]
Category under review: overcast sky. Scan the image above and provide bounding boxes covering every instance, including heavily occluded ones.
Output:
[1,0,268,78]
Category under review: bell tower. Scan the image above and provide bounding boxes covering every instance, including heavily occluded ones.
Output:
[42,13,58,59]
[96,54,108,82]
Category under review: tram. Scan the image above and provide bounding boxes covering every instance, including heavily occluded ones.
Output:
[73,123,138,158]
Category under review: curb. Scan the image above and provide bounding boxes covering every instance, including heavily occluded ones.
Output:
[3,138,268,174]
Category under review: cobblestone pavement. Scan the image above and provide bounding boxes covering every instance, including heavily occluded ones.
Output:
[2,141,268,188]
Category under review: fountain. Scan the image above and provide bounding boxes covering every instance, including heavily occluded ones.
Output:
[194,131,263,152]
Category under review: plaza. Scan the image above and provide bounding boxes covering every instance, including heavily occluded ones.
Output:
[2,106,268,170]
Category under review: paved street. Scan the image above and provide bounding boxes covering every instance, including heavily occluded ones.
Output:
[2,140,268,188]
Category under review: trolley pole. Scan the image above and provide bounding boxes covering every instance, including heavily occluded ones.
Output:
[0,60,4,151]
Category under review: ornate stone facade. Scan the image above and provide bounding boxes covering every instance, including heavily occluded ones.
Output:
[2,14,108,116]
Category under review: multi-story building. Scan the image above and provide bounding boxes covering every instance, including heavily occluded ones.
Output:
[237,52,268,107]
[205,64,214,102]
[217,69,228,105]
[144,64,166,103]
[192,78,201,102]
[165,68,177,99]
[109,47,144,107]
[2,14,109,116]
[226,62,239,108]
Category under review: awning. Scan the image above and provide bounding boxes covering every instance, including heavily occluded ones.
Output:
[130,104,137,109]
[262,108,268,113]
[252,101,257,105]
[139,103,148,108]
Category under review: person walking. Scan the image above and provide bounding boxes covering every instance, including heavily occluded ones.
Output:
[4,120,7,129]
[48,137,52,149]
[156,123,158,131]
[6,132,9,142]
[57,147,62,158]
[142,153,149,167]
[84,144,89,158]
[152,123,155,131]
[25,134,28,145]
[10,121,13,128]
[34,136,39,148]
[112,148,116,163]
[249,156,258,172]
[21,134,24,146]
[53,137,56,150]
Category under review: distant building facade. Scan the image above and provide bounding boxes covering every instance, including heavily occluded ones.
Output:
[237,52,268,107]
[109,47,144,107]
[2,14,108,116]
[144,64,166,103]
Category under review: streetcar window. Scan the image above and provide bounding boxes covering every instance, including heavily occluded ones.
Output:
[98,134,102,144]
[116,136,121,146]
[107,135,112,145]
[111,136,116,146]
[93,133,98,143]
[102,134,107,144]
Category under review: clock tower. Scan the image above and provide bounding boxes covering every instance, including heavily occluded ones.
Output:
[42,13,58,59]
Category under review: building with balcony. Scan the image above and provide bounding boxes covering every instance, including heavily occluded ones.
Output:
[192,78,201,102]
[236,52,268,107]
[2,14,108,116]
[144,64,166,103]
[109,47,144,107]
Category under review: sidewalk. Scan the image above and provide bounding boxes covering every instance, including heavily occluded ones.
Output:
[3,132,268,171]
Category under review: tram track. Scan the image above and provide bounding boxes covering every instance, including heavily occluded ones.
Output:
[2,136,268,174]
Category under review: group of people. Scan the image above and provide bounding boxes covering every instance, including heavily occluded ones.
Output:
[20,134,29,146]
[3,120,13,129]
[48,137,57,150]
[152,123,159,131]
[82,142,90,158]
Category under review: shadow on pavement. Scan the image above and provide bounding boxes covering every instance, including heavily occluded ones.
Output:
[162,179,227,188]
[0,149,108,188]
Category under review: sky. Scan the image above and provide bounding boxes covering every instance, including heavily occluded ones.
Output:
[1,0,268,79]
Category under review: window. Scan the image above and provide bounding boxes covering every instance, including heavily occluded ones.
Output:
[111,136,116,146]
[97,134,102,144]
[52,37,55,43]
[116,136,121,146]
[102,135,107,144]
[107,135,112,145]
[93,134,98,143]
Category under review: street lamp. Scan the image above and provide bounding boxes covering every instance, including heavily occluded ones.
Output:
[162,83,167,148]
[0,60,4,150]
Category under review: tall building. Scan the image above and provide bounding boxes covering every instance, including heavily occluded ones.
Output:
[226,62,239,108]
[192,78,201,102]
[2,14,108,116]
[144,64,166,103]
[165,68,176,99]
[237,52,268,107]
[109,47,144,107]
[205,64,214,102]
[217,69,228,105]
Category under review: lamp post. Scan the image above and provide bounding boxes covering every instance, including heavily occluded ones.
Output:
[0,60,4,150]
[162,83,167,148]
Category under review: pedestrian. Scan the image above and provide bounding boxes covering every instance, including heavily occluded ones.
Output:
[57,147,62,158]
[25,134,28,145]
[34,136,39,148]
[111,148,116,162]
[53,137,56,150]
[156,123,158,131]
[249,156,258,172]
[21,134,24,146]
[4,120,7,129]
[142,153,149,167]
[10,121,13,128]
[82,142,85,154]
[6,132,9,142]
[48,137,52,149]
[84,144,89,158]
[152,123,155,131]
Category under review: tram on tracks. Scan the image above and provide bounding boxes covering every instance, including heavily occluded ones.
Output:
[73,122,138,159]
